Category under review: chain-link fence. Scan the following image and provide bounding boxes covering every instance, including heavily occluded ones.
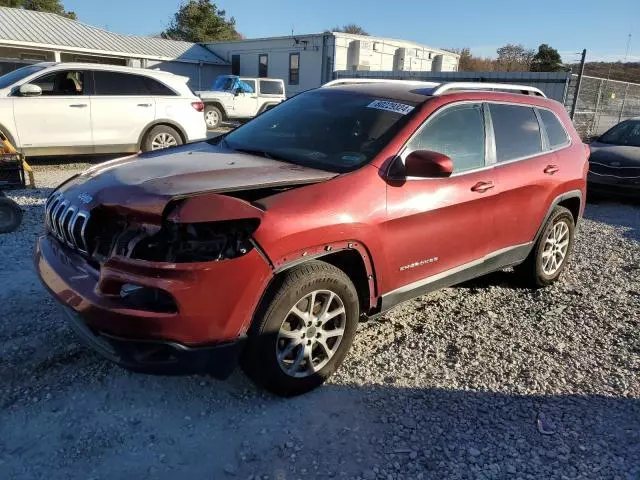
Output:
[565,75,640,138]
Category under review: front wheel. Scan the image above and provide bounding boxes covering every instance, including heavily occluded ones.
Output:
[242,261,359,397]
[514,206,575,288]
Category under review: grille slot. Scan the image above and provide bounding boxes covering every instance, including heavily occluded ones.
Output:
[45,193,90,253]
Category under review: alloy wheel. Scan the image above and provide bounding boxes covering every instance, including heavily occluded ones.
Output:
[205,110,219,127]
[151,133,178,151]
[541,220,570,275]
[276,290,346,378]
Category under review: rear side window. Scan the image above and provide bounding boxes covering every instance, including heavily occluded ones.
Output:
[259,79,283,95]
[143,77,176,96]
[489,104,542,162]
[93,71,149,96]
[538,109,569,148]
[407,103,486,173]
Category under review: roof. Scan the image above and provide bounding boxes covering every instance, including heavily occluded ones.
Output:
[0,7,228,65]
[321,83,437,104]
[32,62,187,77]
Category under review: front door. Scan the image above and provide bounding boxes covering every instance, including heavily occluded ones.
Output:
[233,79,259,117]
[383,102,499,294]
[13,69,92,152]
[89,70,156,151]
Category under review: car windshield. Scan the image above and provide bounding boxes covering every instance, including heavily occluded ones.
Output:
[211,76,237,91]
[598,120,640,147]
[214,89,419,173]
[0,64,46,89]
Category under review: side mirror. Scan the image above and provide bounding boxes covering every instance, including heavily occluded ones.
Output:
[19,83,42,97]
[404,150,453,178]
[234,87,243,97]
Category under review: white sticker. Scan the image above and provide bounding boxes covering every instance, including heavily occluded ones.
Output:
[367,100,415,115]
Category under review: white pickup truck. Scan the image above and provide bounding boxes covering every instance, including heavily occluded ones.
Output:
[196,75,286,129]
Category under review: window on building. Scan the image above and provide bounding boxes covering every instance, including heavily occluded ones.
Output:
[259,79,284,95]
[258,54,268,78]
[32,71,85,96]
[93,71,149,95]
[407,103,486,173]
[20,53,47,62]
[489,104,543,162]
[537,108,570,149]
[289,53,300,85]
[232,55,240,75]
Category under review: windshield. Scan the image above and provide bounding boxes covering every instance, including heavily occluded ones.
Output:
[211,75,237,91]
[215,89,419,173]
[598,120,640,147]
[0,64,46,89]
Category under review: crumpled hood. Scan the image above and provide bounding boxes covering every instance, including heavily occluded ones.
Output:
[590,141,640,167]
[56,141,337,218]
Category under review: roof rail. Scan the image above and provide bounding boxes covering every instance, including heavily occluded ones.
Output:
[323,78,547,98]
[431,82,546,98]
[323,78,440,88]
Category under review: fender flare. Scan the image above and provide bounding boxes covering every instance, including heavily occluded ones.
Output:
[257,102,280,115]
[533,190,583,243]
[270,240,379,311]
[203,101,228,119]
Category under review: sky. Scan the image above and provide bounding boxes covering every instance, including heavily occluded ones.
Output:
[64,0,639,63]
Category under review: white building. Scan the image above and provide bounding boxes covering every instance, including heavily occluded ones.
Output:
[205,32,459,96]
[0,7,230,90]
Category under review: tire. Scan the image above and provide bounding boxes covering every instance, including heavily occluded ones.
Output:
[204,105,222,129]
[0,197,23,233]
[141,125,183,152]
[241,260,360,397]
[514,206,575,288]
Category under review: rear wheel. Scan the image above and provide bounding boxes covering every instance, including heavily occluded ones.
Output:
[142,125,183,152]
[204,105,222,129]
[0,196,22,233]
[514,206,575,288]
[242,261,359,397]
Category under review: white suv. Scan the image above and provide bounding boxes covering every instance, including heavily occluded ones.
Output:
[196,76,286,129]
[0,62,207,156]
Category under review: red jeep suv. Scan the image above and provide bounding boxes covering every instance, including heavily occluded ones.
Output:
[35,80,588,396]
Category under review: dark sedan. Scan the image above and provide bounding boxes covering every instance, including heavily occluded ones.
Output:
[588,118,640,198]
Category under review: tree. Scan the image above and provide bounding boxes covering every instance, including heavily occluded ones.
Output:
[331,24,369,36]
[446,47,496,72]
[530,44,563,72]
[162,0,241,43]
[0,0,76,18]
[496,44,535,72]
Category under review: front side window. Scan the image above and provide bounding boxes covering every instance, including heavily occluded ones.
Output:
[0,64,46,89]
[238,79,255,93]
[289,53,300,85]
[217,90,418,173]
[32,70,85,96]
[93,71,149,96]
[211,75,237,91]
[406,103,486,173]
[259,79,284,95]
[489,104,542,162]
[598,120,640,147]
[538,109,569,149]
[258,54,268,78]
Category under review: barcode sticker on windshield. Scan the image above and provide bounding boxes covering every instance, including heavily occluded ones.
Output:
[367,100,414,115]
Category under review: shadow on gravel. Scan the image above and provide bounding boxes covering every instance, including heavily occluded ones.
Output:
[584,198,640,243]
[1,378,638,480]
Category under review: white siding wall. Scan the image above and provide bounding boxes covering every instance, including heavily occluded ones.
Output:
[205,36,326,97]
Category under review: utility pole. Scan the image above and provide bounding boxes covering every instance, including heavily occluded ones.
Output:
[570,49,586,120]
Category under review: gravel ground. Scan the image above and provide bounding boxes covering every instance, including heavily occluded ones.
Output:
[0,164,638,480]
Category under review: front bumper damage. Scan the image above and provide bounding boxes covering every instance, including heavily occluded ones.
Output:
[35,234,273,378]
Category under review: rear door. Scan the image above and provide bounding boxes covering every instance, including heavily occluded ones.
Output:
[13,69,92,151]
[89,70,156,151]
[384,102,499,291]
[490,103,568,249]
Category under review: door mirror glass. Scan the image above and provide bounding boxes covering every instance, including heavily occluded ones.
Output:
[234,87,244,96]
[19,83,42,97]
[404,150,453,178]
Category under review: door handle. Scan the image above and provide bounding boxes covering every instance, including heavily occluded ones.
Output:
[544,165,560,175]
[137,103,152,107]
[69,104,88,108]
[471,181,495,193]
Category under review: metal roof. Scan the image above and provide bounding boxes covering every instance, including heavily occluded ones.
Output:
[0,7,228,65]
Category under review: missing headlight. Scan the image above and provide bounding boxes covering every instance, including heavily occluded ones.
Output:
[131,219,259,263]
